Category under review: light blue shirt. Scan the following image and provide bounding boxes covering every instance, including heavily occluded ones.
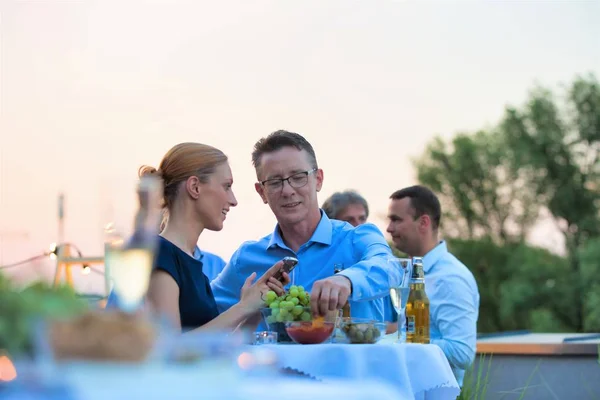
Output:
[211,211,399,327]
[105,245,226,308]
[425,241,480,387]
[196,248,227,282]
[383,297,398,322]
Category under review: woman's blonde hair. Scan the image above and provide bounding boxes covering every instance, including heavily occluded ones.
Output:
[139,142,228,229]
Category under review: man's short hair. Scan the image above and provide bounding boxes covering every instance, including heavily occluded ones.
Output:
[251,130,318,176]
[322,190,369,220]
[389,185,441,230]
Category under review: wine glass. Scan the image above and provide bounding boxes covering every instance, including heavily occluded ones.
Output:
[103,222,125,297]
[388,258,412,343]
[99,176,131,300]
[101,176,161,313]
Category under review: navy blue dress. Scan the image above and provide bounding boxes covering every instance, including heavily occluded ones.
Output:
[154,236,220,331]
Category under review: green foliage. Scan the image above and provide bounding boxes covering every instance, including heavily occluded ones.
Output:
[0,272,88,358]
[459,354,541,399]
[501,76,600,239]
[500,74,600,331]
[415,130,540,244]
[446,238,571,333]
[580,237,600,331]
[458,354,492,400]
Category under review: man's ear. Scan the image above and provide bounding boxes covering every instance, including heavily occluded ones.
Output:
[419,214,431,233]
[255,182,268,204]
[315,168,324,192]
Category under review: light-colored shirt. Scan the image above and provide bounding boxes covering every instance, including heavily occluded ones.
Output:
[195,248,227,282]
[383,297,398,322]
[211,211,399,327]
[105,245,226,308]
[425,240,479,387]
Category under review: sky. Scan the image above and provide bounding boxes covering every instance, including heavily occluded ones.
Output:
[1,0,599,294]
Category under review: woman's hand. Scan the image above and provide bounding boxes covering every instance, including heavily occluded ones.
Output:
[239,260,291,313]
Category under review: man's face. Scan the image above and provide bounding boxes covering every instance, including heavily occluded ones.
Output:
[386,197,421,255]
[254,147,323,226]
[337,203,367,227]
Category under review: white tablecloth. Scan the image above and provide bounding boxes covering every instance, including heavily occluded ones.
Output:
[261,342,460,400]
[44,362,402,400]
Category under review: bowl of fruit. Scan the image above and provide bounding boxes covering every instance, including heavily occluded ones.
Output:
[261,285,337,344]
[338,317,386,344]
[284,311,338,345]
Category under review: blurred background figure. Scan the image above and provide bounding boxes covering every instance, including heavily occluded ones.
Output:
[321,190,398,330]
[322,190,369,227]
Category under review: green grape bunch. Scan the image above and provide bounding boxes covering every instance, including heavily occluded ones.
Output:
[264,285,311,324]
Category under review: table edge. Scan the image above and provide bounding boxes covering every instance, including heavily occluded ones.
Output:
[476,342,599,356]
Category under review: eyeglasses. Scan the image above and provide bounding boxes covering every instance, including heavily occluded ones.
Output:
[260,169,317,193]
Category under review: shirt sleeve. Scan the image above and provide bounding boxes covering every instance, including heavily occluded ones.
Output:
[210,247,245,313]
[153,240,181,286]
[337,223,399,302]
[430,276,479,370]
[215,256,227,272]
[383,297,398,322]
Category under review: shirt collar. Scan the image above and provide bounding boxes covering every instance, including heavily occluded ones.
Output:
[423,240,448,273]
[193,246,203,261]
[267,209,333,250]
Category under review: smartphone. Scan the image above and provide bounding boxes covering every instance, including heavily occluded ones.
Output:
[272,256,298,282]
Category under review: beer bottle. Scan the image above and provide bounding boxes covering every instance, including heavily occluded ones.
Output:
[405,257,430,344]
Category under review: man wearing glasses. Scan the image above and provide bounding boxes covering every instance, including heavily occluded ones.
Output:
[211,130,399,324]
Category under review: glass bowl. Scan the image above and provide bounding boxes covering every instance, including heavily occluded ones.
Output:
[260,307,338,344]
[260,308,293,343]
[284,319,336,345]
[338,317,386,344]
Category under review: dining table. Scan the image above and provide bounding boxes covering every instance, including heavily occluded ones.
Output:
[258,334,461,400]
[2,359,405,400]
[1,334,460,400]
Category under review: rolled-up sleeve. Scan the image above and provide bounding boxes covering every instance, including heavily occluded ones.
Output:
[210,249,244,313]
[430,277,479,370]
[337,223,400,302]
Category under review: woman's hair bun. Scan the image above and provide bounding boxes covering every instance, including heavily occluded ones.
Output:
[138,165,161,178]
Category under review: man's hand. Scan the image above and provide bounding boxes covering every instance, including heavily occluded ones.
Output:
[310,275,352,316]
[386,322,398,335]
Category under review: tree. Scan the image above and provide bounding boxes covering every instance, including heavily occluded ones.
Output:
[446,238,572,333]
[415,130,540,245]
[580,237,600,331]
[500,73,600,331]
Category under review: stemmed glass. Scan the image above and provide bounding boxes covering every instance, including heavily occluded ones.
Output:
[101,176,162,313]
[99,175,132,299]
[388,258,412,343]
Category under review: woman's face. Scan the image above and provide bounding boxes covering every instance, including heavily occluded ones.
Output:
[196,162,238,231]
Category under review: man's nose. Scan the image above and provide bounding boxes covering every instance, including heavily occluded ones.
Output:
[280,179,295,196]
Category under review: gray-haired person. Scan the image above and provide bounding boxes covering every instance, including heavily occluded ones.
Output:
[322,190,398,331]
[322,190,369,227]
